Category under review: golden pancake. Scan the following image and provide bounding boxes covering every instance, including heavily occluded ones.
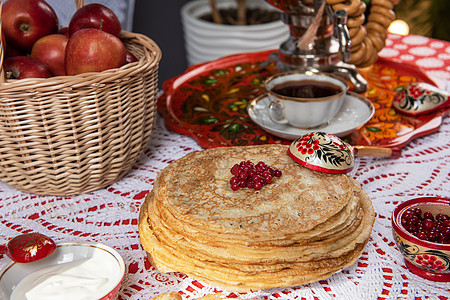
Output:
[149,182,361,246]
[139,187,373,291]
[150,292,182,300]
[139,144,375,291]
[152,145,354,237]
[145,192,364,263]
[150,292,263,300]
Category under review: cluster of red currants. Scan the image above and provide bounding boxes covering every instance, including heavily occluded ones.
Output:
[230,161,282,191]
[401,207,450,244]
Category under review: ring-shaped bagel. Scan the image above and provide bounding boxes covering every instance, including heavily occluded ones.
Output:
[349,27,361,38]
[371,0,394,10]
[365,20,389,36]
[349,39,366,65]
[367,22,388,40]
[355,2,366,15]
[360,37,377,67]
[326,0,347,5]
[347,13,365,27]
[369,5,394,17]
[350,41,363,53]
[325,0,396,67]
[332,0,361,16]
[368,12,395,28]
[367,32,386,51]
[350,27,366,46]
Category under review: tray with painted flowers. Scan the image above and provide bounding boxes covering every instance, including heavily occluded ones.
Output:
[158,50,448,149]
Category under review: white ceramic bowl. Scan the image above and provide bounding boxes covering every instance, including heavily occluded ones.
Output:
[181,0,289,66]
[0,241,125,300]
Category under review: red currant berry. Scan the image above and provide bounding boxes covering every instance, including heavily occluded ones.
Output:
[438,237,447,244]
[265,175,273,184]
[435,224,445,233]
[443,228,450,238]
[229,160,282,191]
[401,218,408,227]
[423,218,435,230]
[412,207,422,217]
[239,171,248,180]
[423,211,434,220]
[436,213,449,222]
[427,230,440,242]
[410,215,419,224]
[231,164,241,175]
[402,210,414,221]
[253,181,262,190]
[416,231,427,240]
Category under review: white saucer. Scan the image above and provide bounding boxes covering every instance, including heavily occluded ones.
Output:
[247,92,375,140]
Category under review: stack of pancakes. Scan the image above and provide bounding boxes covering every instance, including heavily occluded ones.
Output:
[139,144,375,291]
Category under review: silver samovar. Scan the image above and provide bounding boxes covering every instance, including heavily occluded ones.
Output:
[265,0,368,92]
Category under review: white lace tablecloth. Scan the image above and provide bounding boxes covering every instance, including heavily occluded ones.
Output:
[1,34,449,300]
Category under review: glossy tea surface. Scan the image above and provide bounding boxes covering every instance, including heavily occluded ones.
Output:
[271,80,342,99]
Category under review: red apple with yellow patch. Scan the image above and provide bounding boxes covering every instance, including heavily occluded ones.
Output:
[31,34,69,76]
[65,28,126,76]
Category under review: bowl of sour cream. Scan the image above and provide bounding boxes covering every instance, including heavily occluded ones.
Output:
[0,241,125,300]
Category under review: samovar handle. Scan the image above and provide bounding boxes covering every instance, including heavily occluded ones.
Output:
[334,9,351,63]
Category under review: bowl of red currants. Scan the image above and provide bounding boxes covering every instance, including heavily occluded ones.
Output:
[392,197,450,282]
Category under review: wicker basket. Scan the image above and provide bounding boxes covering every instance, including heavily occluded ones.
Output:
[0,3,162,195]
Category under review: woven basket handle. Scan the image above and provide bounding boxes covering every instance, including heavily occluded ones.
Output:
[0,0,86,83]
[1,0,4,83]
[75,0,84,9]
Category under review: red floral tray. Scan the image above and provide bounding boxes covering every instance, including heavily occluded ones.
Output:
[158,50,448,149]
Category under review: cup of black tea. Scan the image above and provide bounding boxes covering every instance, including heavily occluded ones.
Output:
[265,71,349,128]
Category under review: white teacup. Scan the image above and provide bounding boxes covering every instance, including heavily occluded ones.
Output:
[265,71,349,129]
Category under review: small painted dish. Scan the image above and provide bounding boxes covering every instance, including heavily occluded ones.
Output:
[392,197,450,282]
[393,82,450,115]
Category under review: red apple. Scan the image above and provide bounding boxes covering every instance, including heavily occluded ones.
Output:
[68,3,121,37]
[31,34,68,76]
[65,28,126,76]
[58,26,70,38]
[4,56,53,79]
[124,51,138,65]
[2,0,59,52]
[5,44,26,58]
[0,34,24,58]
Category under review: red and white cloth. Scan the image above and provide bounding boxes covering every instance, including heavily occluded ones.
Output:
[0,34,449,299]
[380,34,450,91]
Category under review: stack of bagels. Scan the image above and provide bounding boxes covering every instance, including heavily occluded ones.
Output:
[327,0,397,67]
